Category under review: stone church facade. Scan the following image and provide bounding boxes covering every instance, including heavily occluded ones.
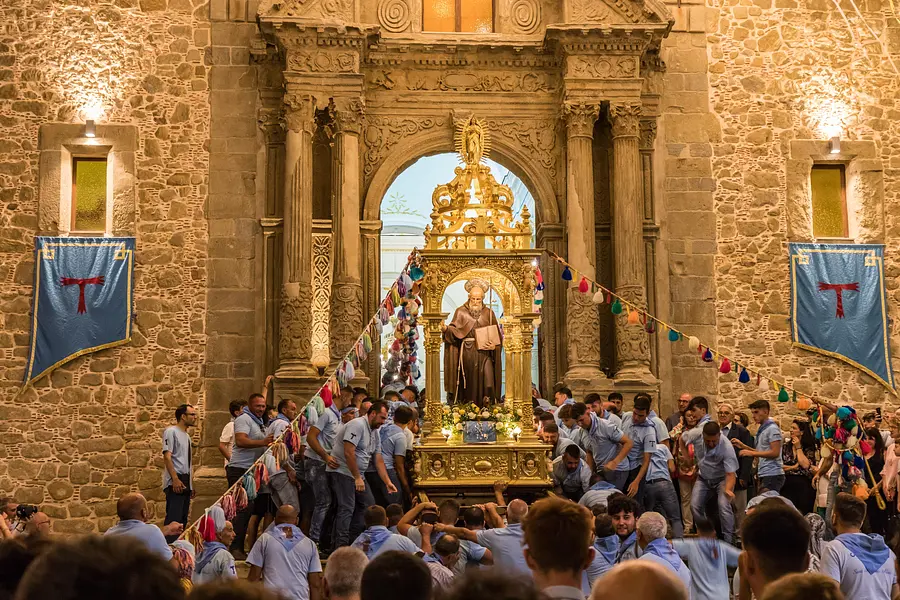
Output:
[0,0,897,528]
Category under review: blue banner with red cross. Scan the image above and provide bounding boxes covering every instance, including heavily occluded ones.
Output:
[23,237,135,387]
[789,243,895,392]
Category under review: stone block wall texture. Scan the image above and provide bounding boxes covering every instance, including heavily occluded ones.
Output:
[0,0,211,531]
[703,0,900,425]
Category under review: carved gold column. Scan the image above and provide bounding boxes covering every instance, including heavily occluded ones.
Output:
[422,315,445,442]
[610,103,653,381]
[278,93,315,376]
[329,98,366,377]
[563,102,607,389]
[518,317,539,442]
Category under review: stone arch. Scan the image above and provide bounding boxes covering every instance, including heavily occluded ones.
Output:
[362,125,560,225]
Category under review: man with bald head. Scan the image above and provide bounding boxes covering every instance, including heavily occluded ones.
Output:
[104,493,180,560]
[247,505,323,600]
[437,498,530,576]
[591,560,689,600]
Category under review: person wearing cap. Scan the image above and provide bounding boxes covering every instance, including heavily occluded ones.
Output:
[193,506,237,585]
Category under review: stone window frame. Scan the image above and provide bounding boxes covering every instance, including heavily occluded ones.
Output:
[786,139,884,243]
[38,124,137,236]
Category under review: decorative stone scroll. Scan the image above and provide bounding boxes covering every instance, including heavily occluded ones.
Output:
[610,102,641,138]
[509,0,541,34]
[377,0,412,33]
[286,50,357,74]
[329,282,364,360]
[259,0,353,20]
[568,56,638,79]
[368,70,558,93]
[564,102,601,139]
[362,115,448,182]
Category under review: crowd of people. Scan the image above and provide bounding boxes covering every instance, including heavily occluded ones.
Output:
[2,381,900,600]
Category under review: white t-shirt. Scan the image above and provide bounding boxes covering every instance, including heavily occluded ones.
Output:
[193,549,237,585]
[220,421,235,467]
[247,526,323,600]
[820,536,897,600]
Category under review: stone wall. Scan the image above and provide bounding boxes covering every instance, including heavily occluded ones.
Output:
[0,0,210,532]
[704,0,900,421]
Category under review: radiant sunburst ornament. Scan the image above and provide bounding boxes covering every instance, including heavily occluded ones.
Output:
[455,115,491,166]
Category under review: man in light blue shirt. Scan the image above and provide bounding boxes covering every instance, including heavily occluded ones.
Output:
[690,421,739,543]
[328,401,397,548]
[104,493,179,561]
[551,445,592,502]
[230,393,274,556]
[268,399,300,513]
[673,518,740,600]
[351,505,423,558]
[247,505,323,600]
[573,402,633,491]
[304,393,345,546]
[367,404,413,506]
[733,399,784,492]
[644,443,683,537]
[637,512,692,595]
[438,499,530,576]
[619,394,658,504]
[162,403,196,542]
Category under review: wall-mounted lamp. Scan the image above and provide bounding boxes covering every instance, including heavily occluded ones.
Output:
[311,353,329,377]
[829,135,841,154]
[84,120,96,138]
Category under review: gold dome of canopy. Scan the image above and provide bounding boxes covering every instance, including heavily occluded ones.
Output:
[423,116,532,251]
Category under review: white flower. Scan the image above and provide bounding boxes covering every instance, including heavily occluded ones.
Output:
[467,412,476,420]
[481,411,490,419]
[455,423,463,431]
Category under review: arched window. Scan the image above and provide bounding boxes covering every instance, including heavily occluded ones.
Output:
[423,0,493,33]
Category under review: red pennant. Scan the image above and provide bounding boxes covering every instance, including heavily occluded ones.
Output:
[578,276,589,293]
[719,357,732,374]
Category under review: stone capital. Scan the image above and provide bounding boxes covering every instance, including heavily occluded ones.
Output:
[639,119,658,149]
[609,103,642,138]
[563,102,601,139]
[331,97,365,136]
[283,93,317,134]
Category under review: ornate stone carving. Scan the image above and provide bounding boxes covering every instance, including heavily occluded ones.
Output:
[609,103,641,138]
[279,285,313,361]
[330,282,364,360]
[368,70,558,93]
[566,288,601,367]
[569,56,638,79]
[455,452,510,479]
[283,93,316,134]
[614,283,651,374]
[332,97,365,135]
[377,0,411,33]
[518,452,540,477]
[311,233,333,364]
[419,255,534,314]
[509,0,541,34]
[363,115,447,182]
[639,120,657,149]
[485,118,559,184]
[287,49,357,74]
[569,0,612,23]
[564,102,600,139]
[259,0,353,20]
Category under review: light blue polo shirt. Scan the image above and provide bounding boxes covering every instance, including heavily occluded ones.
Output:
[476,523,530,575]
[695,434,739,481]
[231,412,268,469]
[673,538,741,600]
[584,413,628,472]
[104,519,172,560]
[755,419,784,477]
[620,413,658,470]
[551,456,591,497]
[303,405,340,462]
[647,444,674,482]
[379,423,409,470]
[328,416,382,478]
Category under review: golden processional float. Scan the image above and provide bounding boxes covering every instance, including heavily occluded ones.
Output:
[413,116,551,500]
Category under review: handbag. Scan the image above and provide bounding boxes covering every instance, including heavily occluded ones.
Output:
[474,324,501,351]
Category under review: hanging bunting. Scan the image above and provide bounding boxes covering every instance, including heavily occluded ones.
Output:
[645,320,656,334]
[627,310,640,325]
[562,266,573,281]
[592,290,605,304]
[738,368,750,383]
[702,348,714,362]
[610,299,623,315]
[668,329,680,342]
[688,336,701,351]
[759,378,770,392]
[409,265,424,281]
[719,357,732,374]
[578,276,589,293]
[777,386,790,403]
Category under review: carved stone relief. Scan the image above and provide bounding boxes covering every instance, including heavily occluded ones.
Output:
[362,115,447,183]
[609,103,642,138]
[566,288,601,367]
[311,233,333,363]
[568,56,638,79]
[368,70,558,93]
[259,0,353,20]
[280,285,313,361]
[508,0,542,34]
[484,118,560,186]
[614,283,651,372]
[569,0,613,23]
[287,49,358,74]
[377,0,412,33]
[330,282,364,360]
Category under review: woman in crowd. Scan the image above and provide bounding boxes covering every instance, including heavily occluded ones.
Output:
[863,427,888,535]
[781,419,818,515]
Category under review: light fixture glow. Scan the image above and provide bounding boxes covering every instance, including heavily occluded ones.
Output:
[829,136,841,154]
[84,120,96,138]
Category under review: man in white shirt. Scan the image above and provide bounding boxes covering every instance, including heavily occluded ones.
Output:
[218,400,246,468]
[247,505,323,600]
[820,492,898,600]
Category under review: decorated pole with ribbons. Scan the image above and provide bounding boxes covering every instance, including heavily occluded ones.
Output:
[180,250,426,551]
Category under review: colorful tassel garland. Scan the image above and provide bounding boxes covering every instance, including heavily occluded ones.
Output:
[645,320,656,334]
[668,329,680,342]
[535,267,543,284]
[797,397,812,411]
[610,299,623,315]
[409,265,424,281]
[241,472,257,503]
[362,332,373,353]
[562,266,573,281]
[759,378,770,392]
[738,368,750,383]
[578,277,589,293]
[688,336,701,351]
[221,494,237,521]
[719,358,732,374]
[627,310,640,325]
[232,485,249,512]
[778,387,790,402]
[702,348,714,362]
[592,290,605,304]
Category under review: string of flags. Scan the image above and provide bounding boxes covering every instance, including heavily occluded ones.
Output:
[180,250,425,551]
[545,250,821,410]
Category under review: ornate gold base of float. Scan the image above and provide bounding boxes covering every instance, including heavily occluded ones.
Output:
[413,437,551,502]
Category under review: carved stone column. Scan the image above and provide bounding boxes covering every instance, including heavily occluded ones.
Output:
[536,223,567,392]
[277,94,315,383]
[610,103,653,382]
[563,102,607,392]
[329,98,366,383]
[360,219,382,394]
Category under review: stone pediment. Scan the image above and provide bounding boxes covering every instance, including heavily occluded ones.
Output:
[564,0,673,26]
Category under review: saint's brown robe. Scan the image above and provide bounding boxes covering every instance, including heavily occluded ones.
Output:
[443,306,502,407]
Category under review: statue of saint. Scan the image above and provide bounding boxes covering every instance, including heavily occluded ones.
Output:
[442,279,502,407]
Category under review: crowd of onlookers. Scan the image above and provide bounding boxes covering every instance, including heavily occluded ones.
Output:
[3,381,900,600]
